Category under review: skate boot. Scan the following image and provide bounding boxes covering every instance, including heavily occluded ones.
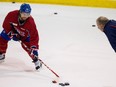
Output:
[0,53,5,63]
[32,57,42,70]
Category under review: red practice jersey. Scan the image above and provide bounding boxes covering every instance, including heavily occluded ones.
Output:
[2,10,39,49]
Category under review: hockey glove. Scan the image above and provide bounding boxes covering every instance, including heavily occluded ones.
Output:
[30,46,42,70]
[30,46,38,58]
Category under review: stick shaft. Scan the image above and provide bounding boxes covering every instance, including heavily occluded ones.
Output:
[38,59,60,78]
[20,41,60,78]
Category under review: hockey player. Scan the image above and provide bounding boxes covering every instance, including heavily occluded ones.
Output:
[96,16,116,52]
[0,3,42,70]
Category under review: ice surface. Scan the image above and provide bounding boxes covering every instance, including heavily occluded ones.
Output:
[0,2,116,87]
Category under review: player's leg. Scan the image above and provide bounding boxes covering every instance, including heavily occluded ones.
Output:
[0,36,8,62]
[0,29,12,62]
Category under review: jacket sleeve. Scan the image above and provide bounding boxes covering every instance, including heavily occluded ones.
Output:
[2,12,12,33]
[104,23,116,52]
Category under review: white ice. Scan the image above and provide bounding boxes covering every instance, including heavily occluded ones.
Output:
[0,2,116,87]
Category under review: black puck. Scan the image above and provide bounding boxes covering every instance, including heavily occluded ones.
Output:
[92,25,96,27]
[64,82,70,85]
[54,12,58,15]
[12,2,15,3]
[59,83,65,86]
[52,80,57,83]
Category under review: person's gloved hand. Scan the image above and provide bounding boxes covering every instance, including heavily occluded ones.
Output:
[30,46,38,58]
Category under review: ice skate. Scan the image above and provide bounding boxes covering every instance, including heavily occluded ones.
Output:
[0,53,5,63]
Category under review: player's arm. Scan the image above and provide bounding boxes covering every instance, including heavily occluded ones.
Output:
[1,12,13,41]
[29,22,42,70]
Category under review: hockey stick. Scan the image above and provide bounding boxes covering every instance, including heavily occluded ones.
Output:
[38,58,60,78]
[20,41,60,78]
[10,23,61,83]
